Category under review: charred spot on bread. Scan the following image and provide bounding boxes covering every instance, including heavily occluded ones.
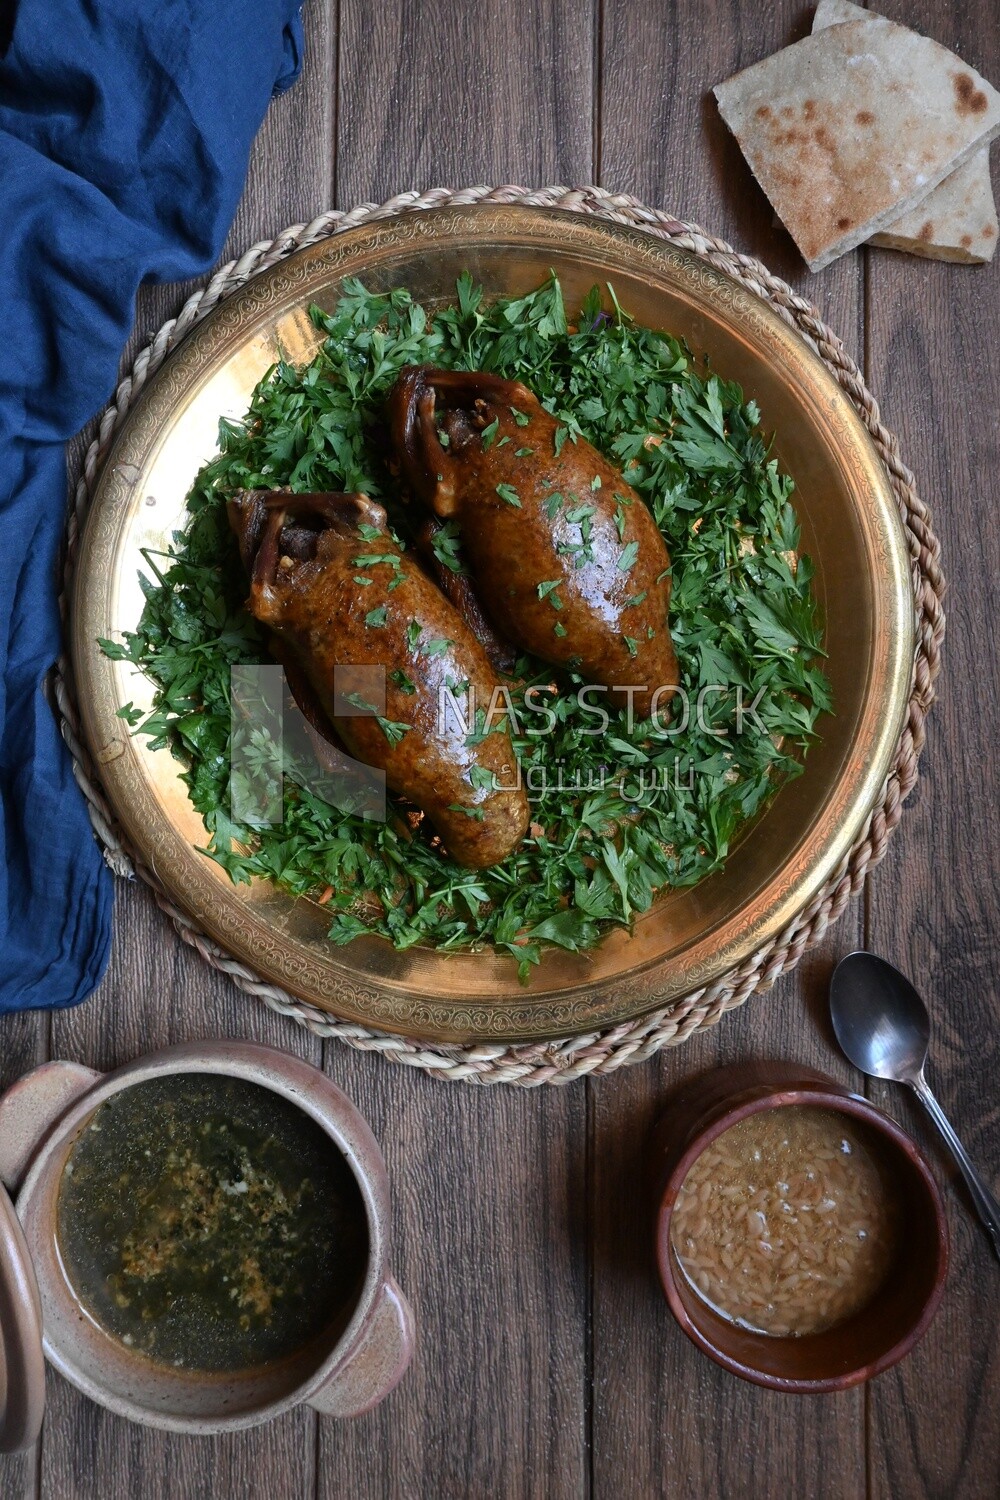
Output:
[953,71,988,115]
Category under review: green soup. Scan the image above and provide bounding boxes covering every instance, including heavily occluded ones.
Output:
[56,1073,369,1373]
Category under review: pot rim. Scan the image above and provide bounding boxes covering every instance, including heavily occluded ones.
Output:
[15,1040,388,1432]
[654,1083,949,1393]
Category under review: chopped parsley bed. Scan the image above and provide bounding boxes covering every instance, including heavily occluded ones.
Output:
[101,274,832,980]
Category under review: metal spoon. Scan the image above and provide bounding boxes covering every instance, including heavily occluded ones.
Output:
[830,950,1000,1261]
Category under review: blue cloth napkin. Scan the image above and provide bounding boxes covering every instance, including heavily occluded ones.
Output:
[0,0,304,1012]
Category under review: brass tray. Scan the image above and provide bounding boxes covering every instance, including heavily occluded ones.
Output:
[72,205,914,1044]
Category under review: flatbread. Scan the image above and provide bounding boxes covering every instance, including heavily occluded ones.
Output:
[868,155,997,262]
[812,0,875,26]
[813,0,997,263]
[714,17,1000,270]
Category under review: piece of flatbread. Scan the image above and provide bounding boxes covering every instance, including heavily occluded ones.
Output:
[869,154,998,262]
[813,0,866,23]
[714,17,1000,270]
[813,0,997,263]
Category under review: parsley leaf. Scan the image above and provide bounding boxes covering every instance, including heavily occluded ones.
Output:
[447,803,485,821]
[376,716,410,746]
[429,519,466,575]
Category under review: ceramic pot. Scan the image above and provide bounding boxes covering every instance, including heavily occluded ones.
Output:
[651,1061,948,1393]
[0,1041,414,1440]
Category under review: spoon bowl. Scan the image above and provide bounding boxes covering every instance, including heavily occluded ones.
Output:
[830,950,1000,1262]
[830,950,930,1082]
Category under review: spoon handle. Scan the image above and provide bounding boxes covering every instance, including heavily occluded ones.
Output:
[911,1073,1000,1262]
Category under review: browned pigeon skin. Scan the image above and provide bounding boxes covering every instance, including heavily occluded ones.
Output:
[228,490,529,869]
[388,367,679,721]
[413,513,517,675]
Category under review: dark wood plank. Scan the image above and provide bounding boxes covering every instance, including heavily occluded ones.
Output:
[48,879,324,1068]
[594,3,870,1495]
[863,3,1000,1495]
[316,4,596,1496]
[0,1013,47,1127]
[39,1357,313,1500]
[317,1064,589,1500]
[335,0,595,204]
[34,4,338,1495]
[0,1427,39,1495]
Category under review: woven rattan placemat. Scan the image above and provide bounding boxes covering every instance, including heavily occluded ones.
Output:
[57,185,945,1085]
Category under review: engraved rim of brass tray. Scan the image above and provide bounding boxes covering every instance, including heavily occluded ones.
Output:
[71,204,915,1044]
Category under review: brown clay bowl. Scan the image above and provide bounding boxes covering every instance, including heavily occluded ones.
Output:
[0,1042,414,1434]
[651,1062,948,1393]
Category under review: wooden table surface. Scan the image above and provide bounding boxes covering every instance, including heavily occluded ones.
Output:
[3,1,999,1495]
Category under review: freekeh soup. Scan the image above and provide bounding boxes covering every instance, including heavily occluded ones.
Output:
[670,1105,901,1337]
[56,1074,369,1372]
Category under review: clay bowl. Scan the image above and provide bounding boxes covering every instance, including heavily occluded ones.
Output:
[651,1063,948,1393]
[0,1041,413,1434]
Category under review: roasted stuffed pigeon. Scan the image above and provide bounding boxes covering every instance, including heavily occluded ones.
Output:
[228,490,529,869]
[388,367,678,721]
